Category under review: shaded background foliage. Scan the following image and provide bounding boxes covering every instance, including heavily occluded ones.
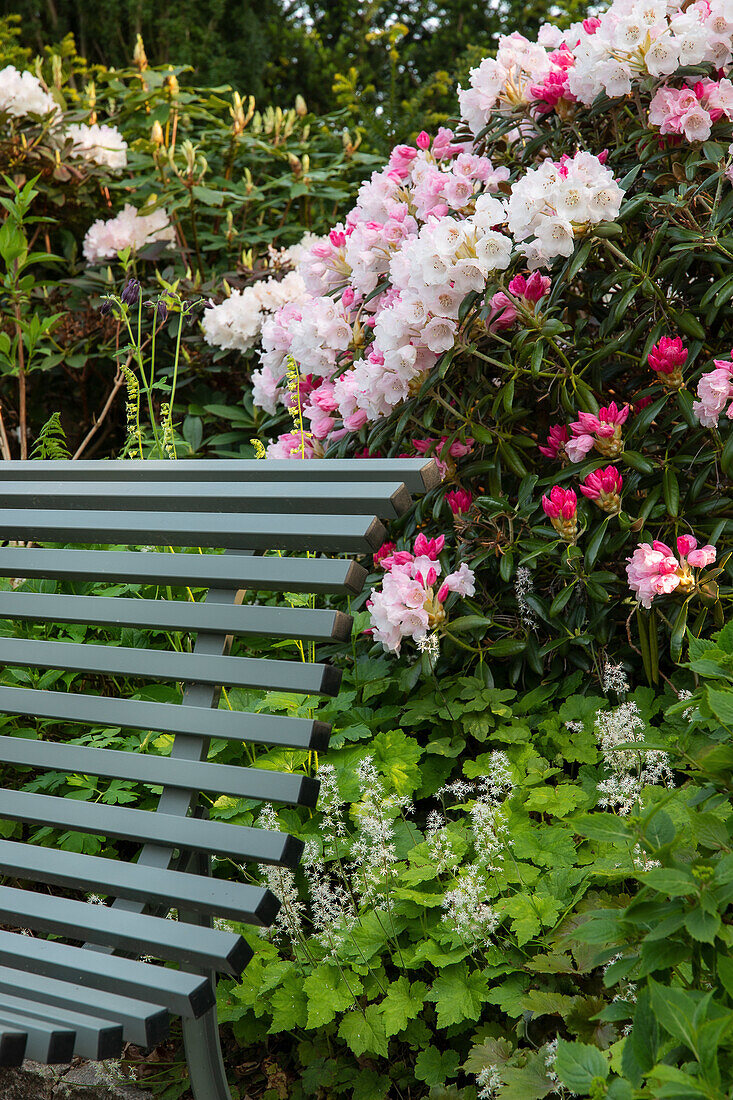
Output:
[3,0,588,139]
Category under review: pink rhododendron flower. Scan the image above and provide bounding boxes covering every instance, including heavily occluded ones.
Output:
[580,465,623,513]
[693,352,733,428]
[489,272,551,329]
[648,336,688,389]
[627,535,717,608]
[446,489,473,515]
[539,423,570,460]
[541,485,578,541]
[367,533,475,654]
[437,563,476,601]
[649,79,733,144]
[566,402,629,462]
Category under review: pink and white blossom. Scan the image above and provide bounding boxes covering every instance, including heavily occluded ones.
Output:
[627,535,717,609]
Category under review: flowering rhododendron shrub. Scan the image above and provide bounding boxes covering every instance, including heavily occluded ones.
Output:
[244,0,733,684]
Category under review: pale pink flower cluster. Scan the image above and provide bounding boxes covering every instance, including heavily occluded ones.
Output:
[567,0,732,106]
[457,0,733,134]
[0,65,57,118]
[255,132,514,452]
[66,123,128,170]
[458,32,558,134]
[82,204,176,264]
[507,151,624,268]
[203,271,307,356]
[367,533,475,654]
[693,351,733,428]
[627,534,716,609]
[649,78,733,142]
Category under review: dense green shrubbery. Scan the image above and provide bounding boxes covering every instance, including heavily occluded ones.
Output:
[0,30,377,457]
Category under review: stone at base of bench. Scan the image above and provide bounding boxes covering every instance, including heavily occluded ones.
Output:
[0,1060,153,1099]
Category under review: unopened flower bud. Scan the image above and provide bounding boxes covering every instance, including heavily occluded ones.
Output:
[133,34,148,72]
[151,120,164,146]
[541,486,578,542]
[295,94,307,117]
[121,279,141,307]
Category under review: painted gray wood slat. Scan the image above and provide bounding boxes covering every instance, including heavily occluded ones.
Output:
[0,886,249,976]
[0,966,168,1047]
[0,931,214,1017]
[0,1008,74,1064]
[0,685,331,750]
[0,547,367,594]
[0,637,342,696]
[0,789,303,866]
[0,1026,26,1067]
[0,736,319,808]
[0,839,278,925]
[0,992,122,1061]
[0,509,386,553]
[0,591,352,643]
[1,458,440,492]
[0,480,411,518]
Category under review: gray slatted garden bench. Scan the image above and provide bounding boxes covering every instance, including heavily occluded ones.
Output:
[0,458,439,1099]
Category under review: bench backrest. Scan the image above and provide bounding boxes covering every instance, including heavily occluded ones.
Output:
[0,458,438,1031]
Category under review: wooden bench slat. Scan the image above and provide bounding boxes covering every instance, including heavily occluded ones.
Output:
[0,509,386,553]
[3,458,440,492]
[0,885,250,976]
[0,736,319,808]
[0,992,123,1061]
[0,966,168,1047]
[0,1008,74,1064]
[0,591,352,643]
[0,480,411,518]
[0,789,304,866]
[0,685,331,750]
[0,547,367,594]
[0,1026,26,1067]
[0,839,278,925]
[0,931,214,1017]
[0,637,342,696]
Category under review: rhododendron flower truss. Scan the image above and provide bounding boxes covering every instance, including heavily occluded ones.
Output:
[367,533,475,655]
[566,403,630,463]
[627,536,717,610]
[541,486,578,542]
[580,466,623,513]
[648,336,688,390]
[447,489,473,516]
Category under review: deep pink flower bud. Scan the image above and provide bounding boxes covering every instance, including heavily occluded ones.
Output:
[425,566,437,587]
[580,466,623,513]
[511,271,551,302]
[341,287,355,308]
[373,541,395,568]
[416,131,431,149]
[329,230,346,247]
[542,486,578,541]
[414,532,445,559]
[446,488,473,515]
[648,336,687,389]
[676,534,697,558]
[583,16,601,33]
